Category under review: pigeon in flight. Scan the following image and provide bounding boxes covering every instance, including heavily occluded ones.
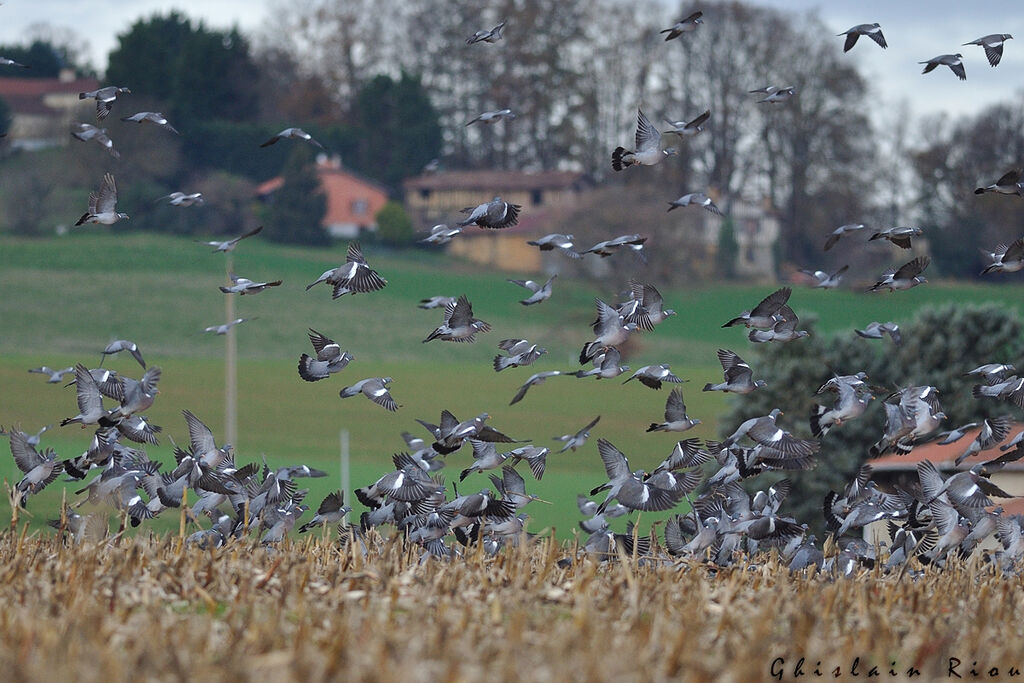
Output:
[75,173,128,226]
[579,299,636,364]
[306,242,387,298]
[855,321,902,345]
[623,364,684,390]
[8,429,63,505]
[28,366,74,383]
[703,349,766,394]
[574,347,629,380]
[748,305,809,343]
[667,192,723,215]
[868,256,930,292]
[660,11,703,40]
[619,280,676,331]
[554,416,600,453]
[79,85,130,119]
[612,109,676,170]
[418,296,457,310]
[837,23,887,52]
[203,317,253,335]
[466,109,515,126]
[824,223,866,251]
[722,287,791,329]
[0,57,29,68]
[509,370,564,405]
[868,226,922,249]
[646,388,700,433]
[963,34,1013,66]
[920,54,966,80]
[981,238,1024,275]
[339,377,398,411]
[219,273,283,295]
[508,275,556,305]
[722,409,818,457]
[71,123,119,158]
[493,339,546,372]
[582,234,648,260]
[100,340,146,368]
[799,265,848,289]
[423,295,491,343]
[420,224,463,245]
[298,329,354,381]
[751,86,795,104]
[975,168,1024,196]
[663,109,710,137]
[120,111,179,134]
[200,225,263,252]
[297,491,351,533]
[457,196,521,229]
[157,192,204,207]
[467,21,505,44]
[526,234,581,258]
[260,127,324,149]
[955,417,1014,466]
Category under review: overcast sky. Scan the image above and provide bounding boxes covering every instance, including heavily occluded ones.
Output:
[1,0,1021,121]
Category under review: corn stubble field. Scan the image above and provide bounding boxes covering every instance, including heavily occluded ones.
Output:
[1,530,1021,682]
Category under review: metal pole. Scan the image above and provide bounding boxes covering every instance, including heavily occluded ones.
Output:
[340,429,350,506]
[225,253,238,447]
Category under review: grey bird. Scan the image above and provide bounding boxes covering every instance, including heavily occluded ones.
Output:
[838,23,887,51]
[868,226,922,249]
[936,423,980,445]
[466,21,506,45]
[981,237,1024,274]
[824,223,867,251]
[466,109,515,126]
[667,192,723,215]
[723,409,818,457]
[869,401,918,458]
[508,444,550,481]
[0,56,29,68]
[955,416,1013,466]
[60,364,112,428]
[577,494,627,534]
[298,329,353,381]
[307,241,387,298]
[619,280,676,331]
[509,370,564,405]
[9,428,63,504]
[100,340,146,369]
[75,173,128,226]
[260,127,324,149]
[748,305,809,343]
[420,224,463,245]
[457,196,521,229]
[703,349,766,394]
[339,377,398,411]
[582,234,648,260]
[419,410,517,455]
[200,225,263,252]
[157,191,204,207]
[526,233,581,259]
[298,491,351,533]
[220,273,283,295]
[663,109,710,137]
[611,109,676,170]
[646,388,700,433]
[590,439,698,513]
[799,265,849,289]
[493,338,546,372]
[855,321,902,345]
[79,85,130,119]
[972,376,1024,409]
[459,440,509,481]
[419,296,457,310]
[71,123,119,158]
[722,287,791,329]
[204,317,253,335]
[927,463,1014,509]
[508,275,556,305]
[574,347,629,380]
[965,362,1017,384]
[920,53,966,80]
[752,86,796,104]
[811,375,873,438]
[120,111,179,134]
[660,11,703,40]
[554,415,600,453]
[623,364,684,390]
[423,295,491,343]
[963,34,1013,66]
[974,168,1023,196]
[109,366,162,419]
[28,366,74,383]
[868,256,929,292]
[579,298,636,363]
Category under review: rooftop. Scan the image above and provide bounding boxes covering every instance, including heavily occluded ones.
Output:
[870,422,1024,473]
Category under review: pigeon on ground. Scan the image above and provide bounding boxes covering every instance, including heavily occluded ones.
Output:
[748,305,809,343]
[418,296,457,310]
[751,86,795,104]
[200,225,263,252]
[457,196,521,229]
[963,34,1013,66]
[554,416,600,453]
[204,317,253,335]
[71,123,119,158]
[420,224,463,245]
[582,234,648,261]
[508,275,556,305]
[157,192,203,207]
[260,127,324,149]
[646,388,700,433]
[722,287,791,329]
[526,233,581,258]
[855,321,902,345]
[703,349,766,394]
[667,192,723,215]
[100,340,146,369]
[120,111,179,134]
[869,226,923,249]
[838,23,887,51]
[920,54,966,80]
[423,295,491,343]
[974,168,1024,196]
[298,329,354,381]
[509,371,564,405]
[28,366,74,383]
[663,109,710,137]
[660,11,703,40]
[306,242,387,298]
[799,265,848,289]
[612,109,676,170]
[956,416,1014,466]
[220,273,283,295]
[467,21,506,44]
[466,109,515,126]
[579,299,636,363]
[868,256,929,292]
[75,173,128,226]
[623,364,684,390]
[493,339,546,372]
[981,238,1024,274]
[824,223,867,250]
[339,377,398,411]
[79,86,130,119]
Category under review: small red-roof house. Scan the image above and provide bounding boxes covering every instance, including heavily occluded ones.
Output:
[0,71,99,149]
[256,156,389,239]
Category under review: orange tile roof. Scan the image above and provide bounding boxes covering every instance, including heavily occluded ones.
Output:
[257,162,389,228]
[0,76,99,97]
[871,422,1024,472]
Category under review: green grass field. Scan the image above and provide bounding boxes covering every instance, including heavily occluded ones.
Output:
[2,232,1023,536]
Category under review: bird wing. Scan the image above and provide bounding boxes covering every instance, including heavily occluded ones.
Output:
[750,287,791,317]
[183,410,217,458]
[634,109,660,152]
[73,364,104,417]
[362,380,397,411]
[843,32,860,52]
[597,439,630,480]
[867,28,887,48]
[9,429,43,473]
[447,295,474,327]
[1002,237,1024,262]
[664,388,686,421]
[894,256,930,280]
[96,173,118,214]
[983,41,1004,66]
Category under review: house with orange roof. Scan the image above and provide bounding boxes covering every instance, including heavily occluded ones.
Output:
[0,71,99,149]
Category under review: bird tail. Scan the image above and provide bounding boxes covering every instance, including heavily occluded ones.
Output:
[493,355,513,372]
[974,187,987,195]
[702,383,716,392]
[810,405,829,438]
[646,423,665,433]
[721,317,744,328]
[297,354,324,382]
[971,384,985,399]
[579,342,603,365]
[611,147,629,172]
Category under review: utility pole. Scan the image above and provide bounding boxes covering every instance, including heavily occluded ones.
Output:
[225,253,238,446]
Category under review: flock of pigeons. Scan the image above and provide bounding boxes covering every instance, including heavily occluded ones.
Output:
[4,12,1024,573]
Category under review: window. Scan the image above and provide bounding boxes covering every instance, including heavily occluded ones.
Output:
[531,189,543,206]
[419,188,431,199]
[352,199,368,216]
